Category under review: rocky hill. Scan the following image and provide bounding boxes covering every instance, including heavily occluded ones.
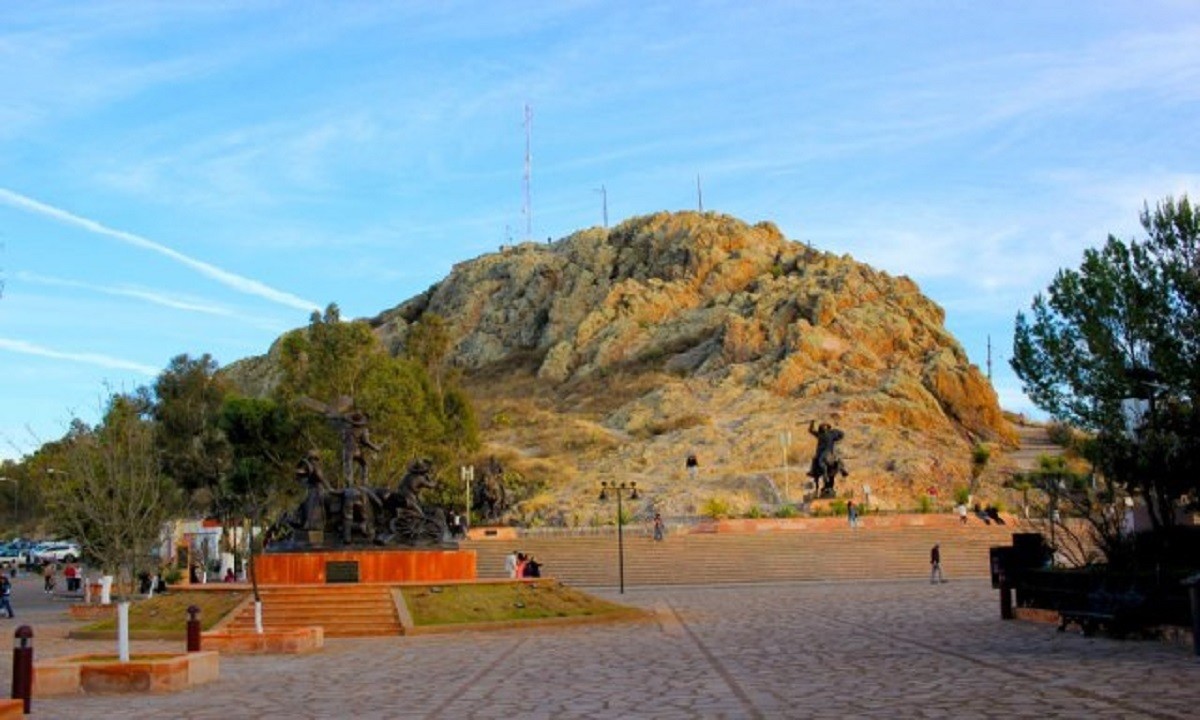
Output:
[358,211,1018,523]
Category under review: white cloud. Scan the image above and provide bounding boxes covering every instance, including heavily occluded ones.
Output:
[0,187,320,312]
[13,271,289,332]
[0,337,159,376]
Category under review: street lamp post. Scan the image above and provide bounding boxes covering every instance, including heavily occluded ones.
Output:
[780,432,791,503]
[460,465,474,529]
[0,478,15,520]
[598,481,639,594]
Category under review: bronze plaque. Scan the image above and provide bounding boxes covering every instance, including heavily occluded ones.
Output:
[326,561,360,584]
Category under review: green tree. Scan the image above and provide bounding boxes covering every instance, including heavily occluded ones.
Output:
[152,353,232,511]
[405,313,451,397]
[219,396,300,502]
[1012,196,1200,534]
[274,304,478,487]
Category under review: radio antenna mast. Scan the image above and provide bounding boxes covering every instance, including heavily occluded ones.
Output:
[523,103,533,239]
[987,335,993,382]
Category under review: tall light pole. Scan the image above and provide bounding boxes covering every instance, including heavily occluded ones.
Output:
[460,465,474,528]
[598,481,639,594]
[779,432,791,503]
[0,478,15,520]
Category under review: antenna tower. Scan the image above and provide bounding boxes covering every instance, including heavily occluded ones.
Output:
[523,104,533,239]
[987,335,993,382]
[595,185,608,228]
[696,174,704,212]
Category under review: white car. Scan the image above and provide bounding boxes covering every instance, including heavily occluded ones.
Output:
[0,545,22,566]
[34,542,81,564]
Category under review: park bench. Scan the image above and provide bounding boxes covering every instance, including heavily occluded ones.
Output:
[1058,588,1146,637]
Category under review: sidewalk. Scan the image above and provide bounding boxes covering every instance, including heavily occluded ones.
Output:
[10,577,1198,719]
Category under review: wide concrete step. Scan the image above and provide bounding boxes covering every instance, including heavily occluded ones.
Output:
[215,519,1025,635]
[224,585,401,637]
[464,520,1019,588]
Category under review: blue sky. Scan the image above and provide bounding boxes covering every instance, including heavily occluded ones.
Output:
[1,1,1198,460]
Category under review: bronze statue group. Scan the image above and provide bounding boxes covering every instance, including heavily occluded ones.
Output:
[269,400,509,550]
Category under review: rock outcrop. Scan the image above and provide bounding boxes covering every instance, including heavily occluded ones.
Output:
[364,211,1014,517]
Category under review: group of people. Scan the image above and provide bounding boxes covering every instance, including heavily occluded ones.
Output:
[0,560,85,619]
[40,561,81,594]
[504,550,542,579]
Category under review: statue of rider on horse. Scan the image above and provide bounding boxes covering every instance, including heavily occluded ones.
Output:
[808,419,849,497]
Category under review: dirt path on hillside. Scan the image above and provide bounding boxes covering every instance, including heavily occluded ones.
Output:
[1006,423,1062,472]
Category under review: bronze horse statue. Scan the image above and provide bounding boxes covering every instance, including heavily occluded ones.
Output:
[473,456,508,522]
[378,459,449,545]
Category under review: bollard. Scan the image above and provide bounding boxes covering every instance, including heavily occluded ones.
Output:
[11,625,33,714]
[186,605,202,653]
[1188,578,1200,657]
[999,572,1014,620]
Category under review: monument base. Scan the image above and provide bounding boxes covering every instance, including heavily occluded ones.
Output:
[255,547,476,584]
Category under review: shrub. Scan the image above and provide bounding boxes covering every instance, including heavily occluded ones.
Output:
[774,504,798,518]
[645,413,709,436]
[829,499,847,516]
[953,486,971,505]
[917,495,934,514]
[971,443,991,467]
[745,505,764,519]
[1045,421,1076,448]
[700,497,731,519]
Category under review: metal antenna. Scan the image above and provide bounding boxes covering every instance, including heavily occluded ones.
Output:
[987,335,993,382]
[696,174,704,212]
[595,185,608,228]
[523,104,533,239]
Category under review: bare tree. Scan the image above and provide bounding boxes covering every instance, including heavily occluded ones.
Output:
[45,393,180,595]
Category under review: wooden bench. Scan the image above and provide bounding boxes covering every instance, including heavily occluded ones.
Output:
[1057,589,1145,638]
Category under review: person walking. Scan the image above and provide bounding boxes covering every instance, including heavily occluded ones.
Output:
[504,550,519,579]
[653,512,665,541]
[930,543,945,584]
[847,500,859,529]
[42,563,56,594]
[0,574,13,618]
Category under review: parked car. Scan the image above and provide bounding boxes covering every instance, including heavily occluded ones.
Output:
[33,542,81,564]
[0,544,23,566]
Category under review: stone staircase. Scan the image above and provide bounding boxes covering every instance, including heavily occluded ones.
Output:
[221,584,401,638]
[464,515,1022,588]
[219,515,1025,637]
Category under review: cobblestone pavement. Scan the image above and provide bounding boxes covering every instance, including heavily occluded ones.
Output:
[6,574,1199,719]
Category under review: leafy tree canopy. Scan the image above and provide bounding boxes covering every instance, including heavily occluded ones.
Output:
[274,304,478,487]
[1012,196,1199,530]
[152,353,232,506]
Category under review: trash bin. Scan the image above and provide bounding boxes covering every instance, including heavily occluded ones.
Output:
[1183,573,1200,657]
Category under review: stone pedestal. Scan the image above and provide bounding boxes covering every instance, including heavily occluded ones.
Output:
[255,548,476,584]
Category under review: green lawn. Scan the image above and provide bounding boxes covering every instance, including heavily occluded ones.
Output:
[80,590,248,636]
[401,582,641,626]
[75,582,640,635]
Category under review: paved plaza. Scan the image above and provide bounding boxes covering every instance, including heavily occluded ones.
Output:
[2,572,1198,719]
